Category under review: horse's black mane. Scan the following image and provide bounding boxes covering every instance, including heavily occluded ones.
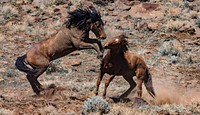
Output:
[64,5,103,29]
[121,40,129,52]
[119,35,129,52]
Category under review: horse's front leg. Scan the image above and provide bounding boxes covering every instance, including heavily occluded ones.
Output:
[95,69,105,96]
[84,38,104,58]
[103,75,115,99]
[76,41,103,59]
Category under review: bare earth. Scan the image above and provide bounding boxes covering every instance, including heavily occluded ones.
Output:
[0,0,200,114]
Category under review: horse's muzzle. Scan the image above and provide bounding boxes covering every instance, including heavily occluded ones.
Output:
[99,34,107,40]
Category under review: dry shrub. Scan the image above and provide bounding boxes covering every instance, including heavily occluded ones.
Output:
[111,103,148,115]
[165,20,185,32]
[167,7,181,18]
[82,96,110,115]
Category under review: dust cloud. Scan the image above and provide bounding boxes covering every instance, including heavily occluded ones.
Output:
[143,78,200,105]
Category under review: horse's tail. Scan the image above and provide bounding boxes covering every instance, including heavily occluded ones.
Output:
[15,55,37,74]
[144,69,156,98]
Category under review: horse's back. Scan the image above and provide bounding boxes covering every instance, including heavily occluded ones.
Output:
[125,52,147,69]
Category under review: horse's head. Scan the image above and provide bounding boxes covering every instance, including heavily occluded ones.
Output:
[90,19,106,40]
[87,6,106,39]
[65,5,106,39]
[104,34,129,50]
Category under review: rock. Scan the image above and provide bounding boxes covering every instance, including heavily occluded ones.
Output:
[129,3,164,19]
[32,0,69,9]
[0,33,5,43]
[171,32,191,40]
[147,22,160,31]
[133,97,149,106]
[142,3,159,11]
[116,0,131,11]
[106,6,114,11]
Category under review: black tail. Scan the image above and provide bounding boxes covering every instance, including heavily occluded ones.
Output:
[144,69,156,98]
[15,55,37,74]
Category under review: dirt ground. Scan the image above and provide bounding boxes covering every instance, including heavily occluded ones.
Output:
[0,0,200,114]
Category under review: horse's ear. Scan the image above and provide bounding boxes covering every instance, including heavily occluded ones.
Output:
[119,34,128,39]
[64,20,71,28]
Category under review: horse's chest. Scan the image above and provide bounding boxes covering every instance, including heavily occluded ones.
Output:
[104,61,133,75]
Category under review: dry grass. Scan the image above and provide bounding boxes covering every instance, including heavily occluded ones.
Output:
[165,19,185,32]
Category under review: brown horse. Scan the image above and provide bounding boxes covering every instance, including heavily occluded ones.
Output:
[15,5,106,95]
[95,34,155,101]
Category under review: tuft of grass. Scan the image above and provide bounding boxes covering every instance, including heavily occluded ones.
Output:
[82,96,110,115]
[6,69,15,77]
[165,19,185,32]
[169,55,178,64]
[167,7,181,18]
[46,60,68,75]
[159,41,180,57]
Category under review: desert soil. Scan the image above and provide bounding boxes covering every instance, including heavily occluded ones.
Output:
[0,0,200,115]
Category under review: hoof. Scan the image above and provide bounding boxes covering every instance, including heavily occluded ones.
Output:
[48,84,56,89]
[110,97,120,103]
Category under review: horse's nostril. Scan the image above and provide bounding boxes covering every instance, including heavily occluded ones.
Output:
[100,35,107,39]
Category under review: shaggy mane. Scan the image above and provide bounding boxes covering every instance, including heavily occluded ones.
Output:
[64,5,103,29]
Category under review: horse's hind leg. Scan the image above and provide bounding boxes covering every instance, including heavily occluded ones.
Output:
[27,67,47,95]
[103,75,115,98]
[119,75,136,99]
[34,67,47,91]
[26,74,40,95]
[136,68,145,98]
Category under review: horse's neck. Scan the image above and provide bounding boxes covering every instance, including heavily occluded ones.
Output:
[106,49,124,61]
[68,27,89,39]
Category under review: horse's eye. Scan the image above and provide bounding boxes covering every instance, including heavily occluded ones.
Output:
[96,21,100,27]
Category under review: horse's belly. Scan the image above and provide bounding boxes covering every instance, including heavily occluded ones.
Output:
[104,68,135,76]
[50,48,75,61]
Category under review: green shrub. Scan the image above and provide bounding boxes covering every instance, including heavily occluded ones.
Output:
[82,96,110,115]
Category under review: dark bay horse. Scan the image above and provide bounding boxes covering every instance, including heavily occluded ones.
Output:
[15,5,106,95]
[95,35,155,100]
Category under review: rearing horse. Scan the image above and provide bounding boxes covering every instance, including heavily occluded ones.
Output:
[15,5,106,95]
[95,35,155,100]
